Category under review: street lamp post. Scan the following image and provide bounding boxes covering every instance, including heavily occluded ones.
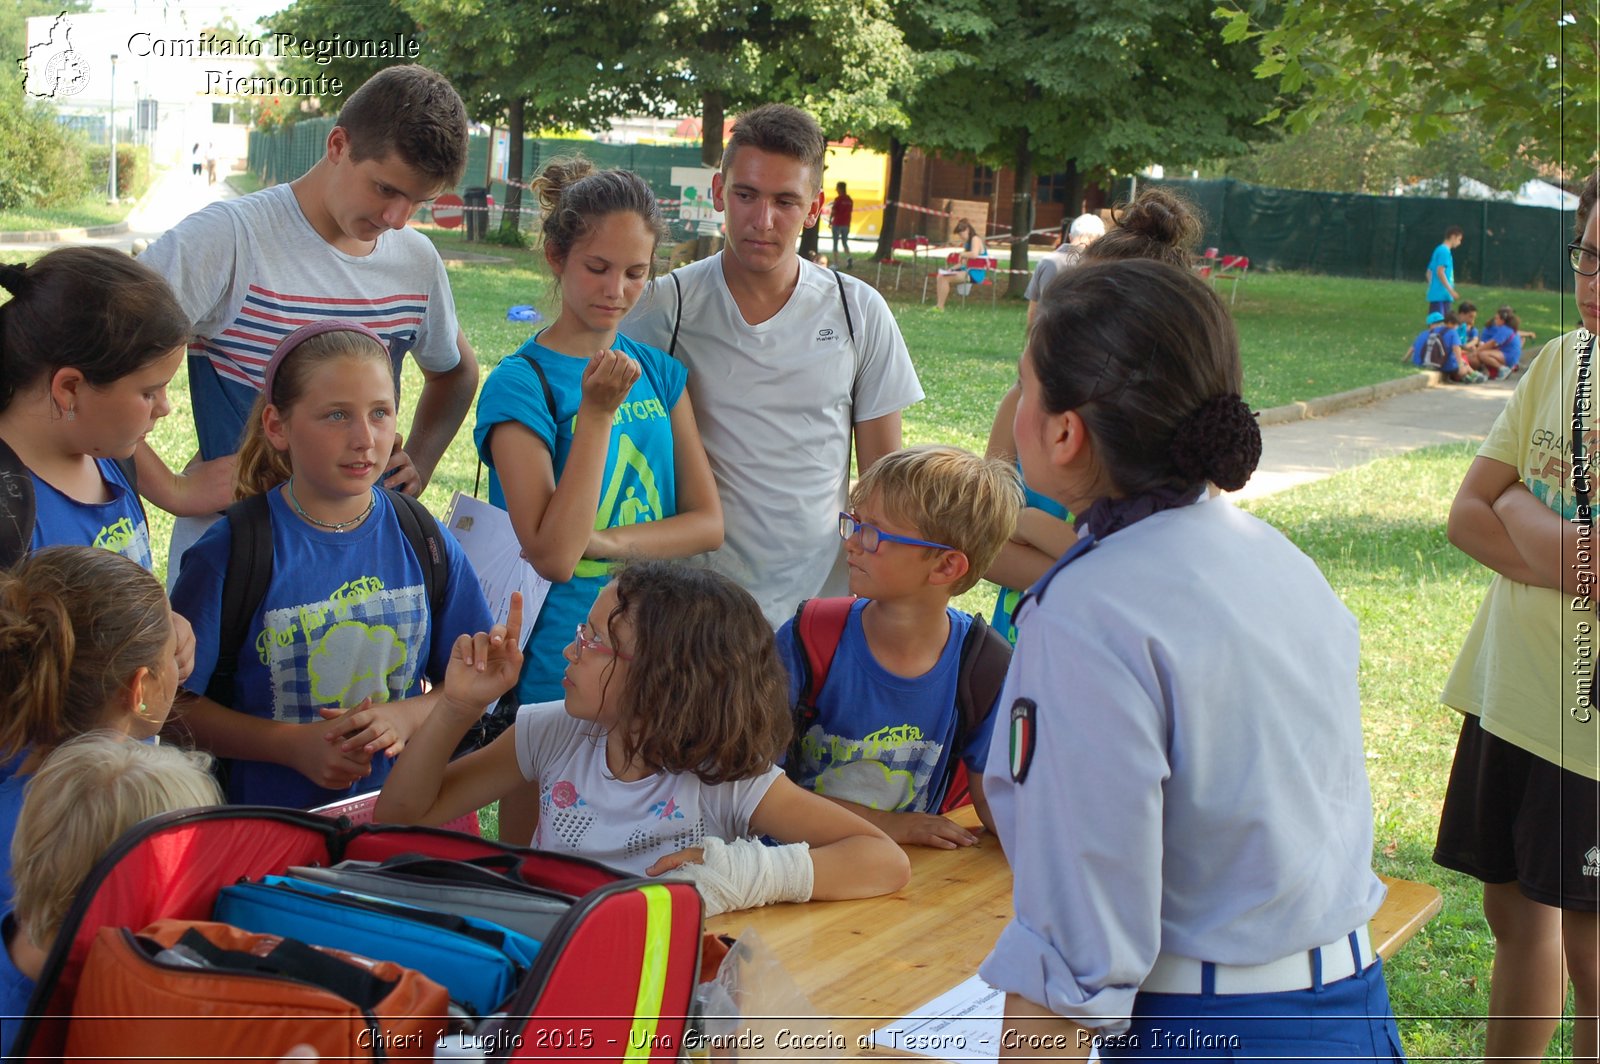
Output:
[108,53,118,202]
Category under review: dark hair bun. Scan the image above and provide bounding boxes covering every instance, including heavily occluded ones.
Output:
[531,156,598,215]
[0,263,28,295]
[1169,393,1261,491]
[1117,188,1200,251]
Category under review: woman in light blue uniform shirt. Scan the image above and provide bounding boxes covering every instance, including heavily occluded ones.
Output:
[979,258,1404,1059]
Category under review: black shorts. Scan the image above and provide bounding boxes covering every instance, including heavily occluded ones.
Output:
[1434,713,1600,911]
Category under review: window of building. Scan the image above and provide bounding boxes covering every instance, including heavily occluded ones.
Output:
[972,165,995,198]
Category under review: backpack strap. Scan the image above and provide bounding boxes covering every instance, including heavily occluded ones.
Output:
[208,492,274,708]
[667,271,684,359]
[0,435,36,570]
[112,453,149,540]
[474,350,560,499]
[830,267,857,344]
[785,596,856,779]
[938,613,1015,813]
[386,488,449,621]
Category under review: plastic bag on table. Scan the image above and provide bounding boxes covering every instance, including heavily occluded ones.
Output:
[687,928,838,1059]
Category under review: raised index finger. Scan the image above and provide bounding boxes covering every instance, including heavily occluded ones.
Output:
[501,591,524,645]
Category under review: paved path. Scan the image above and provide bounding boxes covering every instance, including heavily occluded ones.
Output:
[0,163,237,255]
[1235,376,1513,501]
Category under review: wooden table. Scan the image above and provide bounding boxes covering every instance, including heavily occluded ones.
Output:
[705,808,1441,1054]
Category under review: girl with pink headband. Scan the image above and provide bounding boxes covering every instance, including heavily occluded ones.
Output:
[170,320,491,809]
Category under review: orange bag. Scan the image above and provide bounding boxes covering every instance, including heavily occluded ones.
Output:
[65,919,449,1063]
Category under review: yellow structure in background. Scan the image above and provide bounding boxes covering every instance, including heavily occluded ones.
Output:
[821,144,889,239]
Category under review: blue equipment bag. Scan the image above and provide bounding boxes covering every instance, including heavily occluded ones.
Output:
[214,874,542,1015]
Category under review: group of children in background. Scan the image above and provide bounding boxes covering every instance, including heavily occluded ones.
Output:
[1410,301,1538,382]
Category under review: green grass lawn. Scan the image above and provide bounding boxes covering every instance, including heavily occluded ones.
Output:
[108,222,1577,1055]
[0,196,132,233]
[1241,443,1573,1061]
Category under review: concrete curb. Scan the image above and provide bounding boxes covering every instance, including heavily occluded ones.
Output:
[1255,371,1442,427]
[0,221,130,243]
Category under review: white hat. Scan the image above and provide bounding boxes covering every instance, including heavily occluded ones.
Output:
[1068,213,1106,240]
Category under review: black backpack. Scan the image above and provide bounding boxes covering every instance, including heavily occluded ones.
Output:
[0,436,143,569]
[1418,327,1450,370]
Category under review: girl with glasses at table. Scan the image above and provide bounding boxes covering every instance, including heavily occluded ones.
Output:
[376,561,910,914]
[1434,170,1600,1063]
[976,256,1404,1059]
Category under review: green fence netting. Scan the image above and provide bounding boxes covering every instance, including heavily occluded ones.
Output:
[1131,177,1575,291]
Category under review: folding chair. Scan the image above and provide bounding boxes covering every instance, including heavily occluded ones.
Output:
[1210,254,1249,305]
[922,251,965,302]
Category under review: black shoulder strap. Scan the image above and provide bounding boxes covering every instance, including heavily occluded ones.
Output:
[830,267,857,343]
[0,435,36,570]
[668,271,684,359]
[516,350,559,423]
[386,488,448,621]
[475,351,560,498]
[209,493,273,708]
[111,453,148,541]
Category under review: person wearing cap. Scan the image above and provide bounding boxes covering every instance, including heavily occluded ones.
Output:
[138,66,480,586]
[1024,213,1106,329]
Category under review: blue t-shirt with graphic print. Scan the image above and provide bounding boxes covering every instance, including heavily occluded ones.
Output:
[171,487,492,809]
[473,331,686,703]
[775,600,995,813]
[30,458,151,569]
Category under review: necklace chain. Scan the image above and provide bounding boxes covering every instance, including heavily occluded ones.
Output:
[286,476,374,533]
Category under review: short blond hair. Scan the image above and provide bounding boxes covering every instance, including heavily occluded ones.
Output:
[13,733,219,944]
[851,445,1022,595]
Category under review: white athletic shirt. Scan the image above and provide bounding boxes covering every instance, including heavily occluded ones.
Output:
[622,254,923,627]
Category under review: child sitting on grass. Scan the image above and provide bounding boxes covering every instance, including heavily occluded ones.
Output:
[1,734,219,1057]
[1411,309,1485,383]
[777,445,1021,848]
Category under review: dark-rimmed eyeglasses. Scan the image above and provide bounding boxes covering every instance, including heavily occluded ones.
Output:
[1569,242,1599,277]
[838,512,954,553]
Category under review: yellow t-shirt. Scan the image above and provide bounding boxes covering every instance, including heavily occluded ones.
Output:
[1442,330,1600,780]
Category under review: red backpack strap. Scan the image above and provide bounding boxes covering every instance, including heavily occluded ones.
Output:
[786,597,855,780]
[939,614,1015,813]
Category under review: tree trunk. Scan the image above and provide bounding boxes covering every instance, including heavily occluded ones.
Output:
[500,98,524,239]
[873,135,907,262]
[1009,132,1034,296]
[700,89,725,167]
[1061,159,1082,221]
[696,89,725,260]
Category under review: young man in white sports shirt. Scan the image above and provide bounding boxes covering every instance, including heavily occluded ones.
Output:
[623,103,923,627]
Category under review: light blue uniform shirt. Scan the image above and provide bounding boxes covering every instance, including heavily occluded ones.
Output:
[978,496,1387,1033]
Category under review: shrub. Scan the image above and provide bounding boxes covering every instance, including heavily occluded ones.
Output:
[0,92,91,210]
[85,143,151,201]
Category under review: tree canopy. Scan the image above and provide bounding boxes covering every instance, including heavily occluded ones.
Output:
[1216,0,1598,173]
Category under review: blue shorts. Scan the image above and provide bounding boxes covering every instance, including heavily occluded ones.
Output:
[1428,300,1454,316]
[1101,955,1406,1062]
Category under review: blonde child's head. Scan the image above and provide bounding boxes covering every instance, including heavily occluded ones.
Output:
[850,445,1023,595]
[13,733,219,944]
[0,546,176,760]
[587,561,791,786]
[235,321,394,499]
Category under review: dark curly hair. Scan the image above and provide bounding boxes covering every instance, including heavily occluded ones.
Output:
[601,561,791,785]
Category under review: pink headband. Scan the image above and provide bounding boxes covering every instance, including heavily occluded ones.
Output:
[261,320,389,403]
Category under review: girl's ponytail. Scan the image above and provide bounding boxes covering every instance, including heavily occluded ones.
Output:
[0,547,171,759]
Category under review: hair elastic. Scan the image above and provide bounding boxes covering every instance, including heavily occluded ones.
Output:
[260,320,388,404]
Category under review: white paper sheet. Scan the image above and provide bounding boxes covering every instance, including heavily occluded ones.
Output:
[444,491,549,649]
[868,977,1099,1062]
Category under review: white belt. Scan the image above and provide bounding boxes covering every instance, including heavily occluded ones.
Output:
[1141,926,1372,996]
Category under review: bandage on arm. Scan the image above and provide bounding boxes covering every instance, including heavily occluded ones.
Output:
[666,837,814,916]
